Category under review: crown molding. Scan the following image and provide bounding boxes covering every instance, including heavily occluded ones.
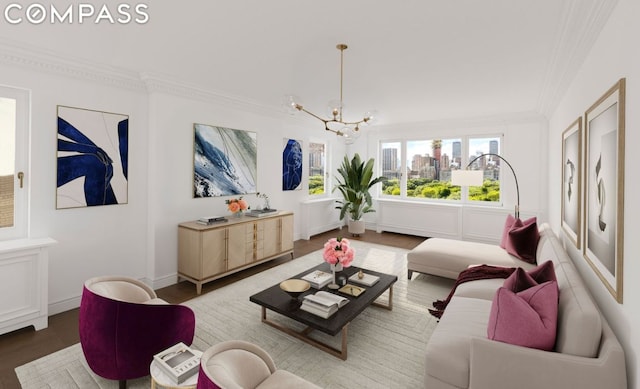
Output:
[139,72,283,119]
[536,0,620,118]
[0,38,285,118]
[0,39,146,92]
[370,110,547,135]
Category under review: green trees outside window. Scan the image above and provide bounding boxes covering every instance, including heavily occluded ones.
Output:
[309,175,325,195]
[380,136,502,203]
[382,177,499,201]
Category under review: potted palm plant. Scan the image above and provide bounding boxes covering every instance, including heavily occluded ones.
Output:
[334,153,386,236]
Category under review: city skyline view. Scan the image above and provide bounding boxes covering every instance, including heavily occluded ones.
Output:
[405,137,501,167]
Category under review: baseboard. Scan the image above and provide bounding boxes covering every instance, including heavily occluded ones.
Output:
[151,273,179,290]
[49,295,81,316]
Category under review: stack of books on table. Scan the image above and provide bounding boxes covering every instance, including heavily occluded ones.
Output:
[300,291,349,319]
[197,216,228,225]
[301,270,333,289]
[153,342,201,384]
[245,208,278,218]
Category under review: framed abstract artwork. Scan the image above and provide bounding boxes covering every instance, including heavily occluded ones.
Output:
[282,138,302,191]
[56,105,129,209]
[193,123,257,197]
[583,78,625,303]
[561,117,582,249]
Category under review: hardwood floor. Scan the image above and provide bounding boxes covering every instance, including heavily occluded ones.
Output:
[0,229,425,388]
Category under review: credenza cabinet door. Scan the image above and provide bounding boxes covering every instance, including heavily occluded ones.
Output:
[178,212,294,294]
[227,223,253,269]
[281,214,294,252]
[260,218,279,259]
[201,228,227,277]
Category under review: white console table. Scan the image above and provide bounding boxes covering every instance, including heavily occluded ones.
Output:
[0,238,56,335]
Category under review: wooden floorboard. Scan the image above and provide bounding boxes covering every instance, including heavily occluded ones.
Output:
[0,229,425,388]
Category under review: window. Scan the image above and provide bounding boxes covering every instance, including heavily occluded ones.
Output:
[467,136,501,203]
[380,141,401,196]
[308,142,326,195]
[379,134,503,206]
[0,85,29,240]
[406,138,461,199]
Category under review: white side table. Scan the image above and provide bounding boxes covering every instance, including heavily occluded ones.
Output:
[150,349,202,389]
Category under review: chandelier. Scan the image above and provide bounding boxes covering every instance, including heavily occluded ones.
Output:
[284,44,376,144]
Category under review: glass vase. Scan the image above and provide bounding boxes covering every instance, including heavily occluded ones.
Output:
[328,263,343,289]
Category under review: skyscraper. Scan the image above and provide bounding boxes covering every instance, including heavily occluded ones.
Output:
[452,141,461,167]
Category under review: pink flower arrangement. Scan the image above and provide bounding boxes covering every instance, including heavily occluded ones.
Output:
[225,197,249,214]
[323,237,355,268]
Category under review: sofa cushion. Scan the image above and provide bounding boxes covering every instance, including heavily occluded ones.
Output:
[504,217,540,263]
[407,238,535,280]
[555,261,602,357]
[454,278,505,300]
[425,297,493,389]
[487,281,558,351]
[500,215,537,248]
[499,214,517,249]
[503,260,556,292]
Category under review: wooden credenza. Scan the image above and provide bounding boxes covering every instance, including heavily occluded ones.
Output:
[178,211,294,294]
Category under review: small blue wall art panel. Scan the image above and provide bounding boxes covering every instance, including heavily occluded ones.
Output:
[56,105,129,209]
[193,123,257,197]
[282,138,302,191]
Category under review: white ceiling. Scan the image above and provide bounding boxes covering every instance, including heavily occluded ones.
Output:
[0,0,619,125]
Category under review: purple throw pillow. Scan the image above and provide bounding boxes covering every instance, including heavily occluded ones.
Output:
[503,261,556,292]
[499,214,517,249]
[487,281,558,351]
[504,217,540,263]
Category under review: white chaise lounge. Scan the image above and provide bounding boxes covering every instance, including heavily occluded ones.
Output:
[407,235,537,280]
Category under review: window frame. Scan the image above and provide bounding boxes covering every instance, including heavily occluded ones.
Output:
[464,135,504,206]
[378,133,504,209]
[0,85,30,241]
[308,140,328,197]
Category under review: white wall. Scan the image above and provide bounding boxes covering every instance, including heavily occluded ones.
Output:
[0,63,150,314]
[548,0,638,386]
[0,52,348,312]
[146,89,346,288]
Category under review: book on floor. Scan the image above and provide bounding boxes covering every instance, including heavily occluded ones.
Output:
[301,270,333,289]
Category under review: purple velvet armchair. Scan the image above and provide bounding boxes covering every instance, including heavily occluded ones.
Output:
[79,276,195,389]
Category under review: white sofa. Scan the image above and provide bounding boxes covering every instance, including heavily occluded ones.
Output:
[410,223,627,389]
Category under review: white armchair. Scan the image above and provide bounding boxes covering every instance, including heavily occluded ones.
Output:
[196,340,320,389]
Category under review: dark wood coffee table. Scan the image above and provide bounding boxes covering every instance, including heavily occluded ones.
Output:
[249,263,397,360]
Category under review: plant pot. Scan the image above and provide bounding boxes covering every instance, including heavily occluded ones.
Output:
[348,220,365,236]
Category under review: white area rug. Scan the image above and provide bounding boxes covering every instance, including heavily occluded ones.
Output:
[16,241,452,388]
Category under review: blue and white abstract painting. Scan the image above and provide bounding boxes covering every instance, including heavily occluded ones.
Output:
[57,106,128,209]
[282,138,302,191]
[193,124,257,197]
